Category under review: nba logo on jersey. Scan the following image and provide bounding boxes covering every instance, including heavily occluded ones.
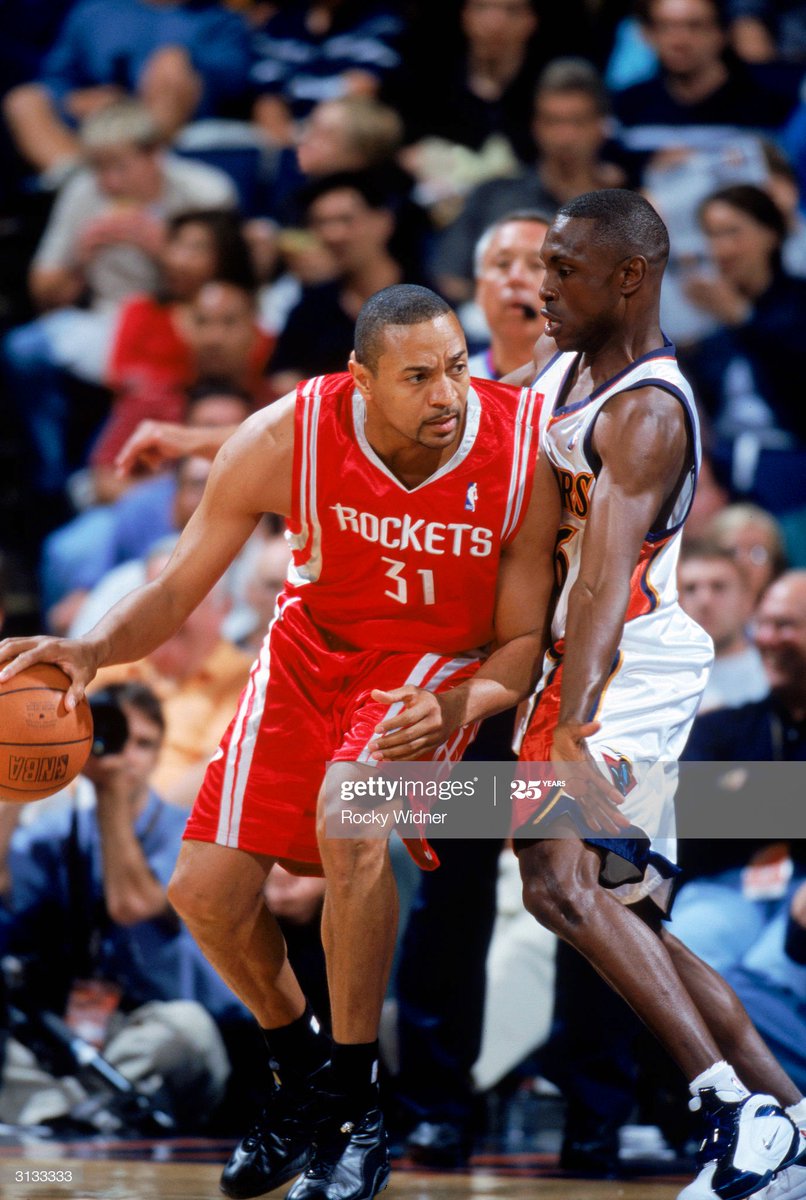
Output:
[465,482,478,512]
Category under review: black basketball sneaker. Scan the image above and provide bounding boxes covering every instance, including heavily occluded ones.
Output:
[220,1065,333,1200]
[285,1106,391,1200]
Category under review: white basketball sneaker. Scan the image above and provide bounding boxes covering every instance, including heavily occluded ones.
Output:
[677,1090,799,1200]
[754,1129,806,1200]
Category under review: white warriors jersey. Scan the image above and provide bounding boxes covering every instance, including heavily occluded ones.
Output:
[537,343,706,652]
[519,344,714,913]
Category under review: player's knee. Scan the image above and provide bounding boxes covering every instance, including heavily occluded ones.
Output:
[167,863,248,934]
[520,849,596,936]
[318,835,388,891]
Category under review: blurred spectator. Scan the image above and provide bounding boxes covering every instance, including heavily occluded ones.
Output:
[729,0,806,62]
[681,185,806,509]
[431,58,626,301]
[761,139,806,276]
[264,866,329,1029]
[466,209,550,378]
[79,209,258,494]
[677,540,768,712]
[703,501,788,603]
[275,95,408,219]
[471,851,557,1094]
[684,569,806,760]
[267,95,430,276]
[0,683,243,1133]
[675,573,806,1092]
[399,0,544,166]
[2,101,236,497]
[682,452,730,539]
[297,96,403,176]
[2,0,251,181]
[90,539,253,806]
[42,386,252,624]
[238,533,292,657]
[614,0,800,158]
[28,101,237,314]
[268,170,413,391]
[249,0,406,145]
[91,278,273,486]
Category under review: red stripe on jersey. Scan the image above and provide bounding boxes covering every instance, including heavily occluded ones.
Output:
[624,537,671,623]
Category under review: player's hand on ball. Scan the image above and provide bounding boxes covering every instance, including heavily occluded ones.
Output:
[369,686,462,761]
[551,720,630,835]
[0,636,100,711]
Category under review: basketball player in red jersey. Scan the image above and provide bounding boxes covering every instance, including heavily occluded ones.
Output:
[0,285,562,1200]
[507,190,806,1200]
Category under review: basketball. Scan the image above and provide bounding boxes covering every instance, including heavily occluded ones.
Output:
[0,664,93,802]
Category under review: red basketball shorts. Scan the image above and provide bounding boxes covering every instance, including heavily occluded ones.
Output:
[185,596,482,870]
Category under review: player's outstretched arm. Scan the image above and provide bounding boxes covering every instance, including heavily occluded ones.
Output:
[369,450,560,762]
[556,386,690,750]
[114,419,239,475]
[0,397,296,707]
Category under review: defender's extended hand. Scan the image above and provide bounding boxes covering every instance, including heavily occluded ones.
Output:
[368,686,463,762]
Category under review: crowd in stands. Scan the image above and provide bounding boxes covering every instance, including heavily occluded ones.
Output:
[0,0,805,1172]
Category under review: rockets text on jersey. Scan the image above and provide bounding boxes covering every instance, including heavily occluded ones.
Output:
[284,372,541,654]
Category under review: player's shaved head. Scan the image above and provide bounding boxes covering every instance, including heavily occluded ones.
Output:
[355,285,453,373]
[556,189,670,267]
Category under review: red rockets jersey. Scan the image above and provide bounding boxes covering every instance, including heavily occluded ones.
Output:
[284,372,541,654]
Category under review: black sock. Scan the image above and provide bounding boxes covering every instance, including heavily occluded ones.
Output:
[330,1040,380,1113]
[261,1005,330,1087]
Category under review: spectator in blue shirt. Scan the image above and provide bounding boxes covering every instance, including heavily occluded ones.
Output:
[2,0,252,183]
[249,0,405,146]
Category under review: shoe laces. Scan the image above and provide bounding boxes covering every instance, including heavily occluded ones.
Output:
[304,1116,360,1180]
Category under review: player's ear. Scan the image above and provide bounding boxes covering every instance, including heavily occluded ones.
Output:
[349,351,372,396]
[620,255,647,295]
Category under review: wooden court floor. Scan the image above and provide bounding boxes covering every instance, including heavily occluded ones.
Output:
[0,1144,687,1200]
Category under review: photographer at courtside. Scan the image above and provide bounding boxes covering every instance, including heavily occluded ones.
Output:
[0,682,243,1134]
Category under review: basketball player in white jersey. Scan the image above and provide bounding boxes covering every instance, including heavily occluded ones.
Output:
[508,190,806,1200]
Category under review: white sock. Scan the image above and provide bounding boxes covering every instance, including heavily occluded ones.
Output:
[689,1061,750,1103]
[786,1099,806,1131]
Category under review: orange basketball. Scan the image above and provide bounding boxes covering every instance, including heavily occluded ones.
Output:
[0,664,93,802]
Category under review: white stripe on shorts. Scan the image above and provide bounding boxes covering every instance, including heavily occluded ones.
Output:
[216,596,301,847]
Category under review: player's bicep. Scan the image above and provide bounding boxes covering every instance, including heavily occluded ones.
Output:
[580,391,689,585]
